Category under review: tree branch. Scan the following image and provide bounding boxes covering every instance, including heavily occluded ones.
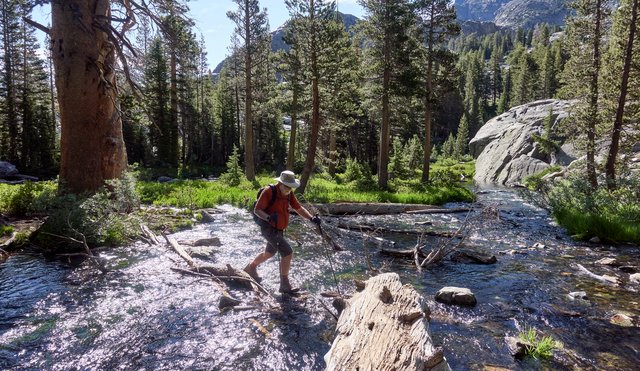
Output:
[23,17,50,35]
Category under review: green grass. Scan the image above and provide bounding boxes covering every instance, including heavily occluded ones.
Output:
[136,170,475,209]
[0,225,14,236]
[518,327,563,359]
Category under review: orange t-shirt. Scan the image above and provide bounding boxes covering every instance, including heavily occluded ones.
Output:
[255,184,301,230]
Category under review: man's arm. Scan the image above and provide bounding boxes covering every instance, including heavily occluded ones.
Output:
[294,205,314,220]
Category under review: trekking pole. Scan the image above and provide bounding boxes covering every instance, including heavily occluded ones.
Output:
[296,193,343,296]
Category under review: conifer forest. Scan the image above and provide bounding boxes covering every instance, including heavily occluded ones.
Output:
[0,0,637,195]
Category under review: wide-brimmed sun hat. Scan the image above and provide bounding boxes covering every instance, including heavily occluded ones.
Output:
[274,170,300,189]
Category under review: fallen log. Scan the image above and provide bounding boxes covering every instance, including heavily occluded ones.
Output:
[406,207,472,214]
[324,273,450,371]
[313,203,437,215]
[335,222,455,237]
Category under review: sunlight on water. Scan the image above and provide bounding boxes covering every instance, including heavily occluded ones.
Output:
[0,190,638,370]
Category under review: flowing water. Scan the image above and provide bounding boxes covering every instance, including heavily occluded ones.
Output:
[0,189,638,370]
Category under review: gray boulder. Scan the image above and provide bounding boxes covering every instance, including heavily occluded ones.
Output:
[470,99,577,186]
[0,161,18,178]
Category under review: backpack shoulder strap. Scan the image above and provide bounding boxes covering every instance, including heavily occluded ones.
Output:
[267,184,277,209]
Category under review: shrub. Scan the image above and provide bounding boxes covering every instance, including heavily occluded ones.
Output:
[430,168,459,186]
[523,165,562,191]
[36,174,142,250]
[343,158,364,182]
[0,181,57,216]
[547,176,640,243]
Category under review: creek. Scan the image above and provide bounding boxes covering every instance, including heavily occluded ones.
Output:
[0,189,638,370]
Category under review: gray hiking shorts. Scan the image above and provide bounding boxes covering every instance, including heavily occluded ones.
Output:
[260,225,293,257]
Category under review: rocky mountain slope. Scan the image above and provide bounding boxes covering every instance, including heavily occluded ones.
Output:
[454,0,569,28]
[213,12,359,74]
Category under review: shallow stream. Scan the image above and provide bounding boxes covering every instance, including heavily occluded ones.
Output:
[1,189,638,370]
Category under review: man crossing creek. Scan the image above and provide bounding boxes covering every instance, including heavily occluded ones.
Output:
[244,170,322,294]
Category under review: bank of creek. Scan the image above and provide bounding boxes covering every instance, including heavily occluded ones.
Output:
[1,188,638,370]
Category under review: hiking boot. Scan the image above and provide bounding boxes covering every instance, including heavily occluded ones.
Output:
[278,275,300,294]
[243,263,262,283]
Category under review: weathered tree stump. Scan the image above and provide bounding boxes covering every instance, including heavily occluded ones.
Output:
[324,273,450,371]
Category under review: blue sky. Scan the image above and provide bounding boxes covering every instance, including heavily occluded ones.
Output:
[32,0,365,70]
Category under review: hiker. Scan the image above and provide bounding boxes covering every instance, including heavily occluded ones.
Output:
[244,170,321,293]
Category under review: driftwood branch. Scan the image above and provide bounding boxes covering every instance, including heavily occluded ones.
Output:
[161,231,196,268]
[155,227,274,301]
[575,263,621,285]
[418,205,504,269]
[44,230,108,274]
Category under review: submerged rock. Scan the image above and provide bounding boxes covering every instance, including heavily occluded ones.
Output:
[568,291,588,300]
[630,273,640,284]
[435,287,477,307]
[505,336,532,359]
[609,313,635,327]
[595,258,620,266]
[450,250,497,264]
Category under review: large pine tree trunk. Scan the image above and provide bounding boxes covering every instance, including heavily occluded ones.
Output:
[243,0,256,181]
[299,1,319,194]
[586,0,603,189]
[286,88,298,170]
[51,0,127,195]
[378,35,391,189]
[605,0,638,189]
[422,16,435,184]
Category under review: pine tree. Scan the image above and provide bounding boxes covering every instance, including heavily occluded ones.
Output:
[279,18,306,171]
[414,0,459,183]
[359,0,417,189]
[227,0,270,181]
[144,37,171,166]
[497,67,512,114]
[489,36,503,106]
[389,137,408,179]
[0,0,21,164]
[212,66,238,168]
[560,0,611,189]
[454,113,469,160]
[512,51,537,106]
[406,134,423,175]
[284,0,341,193]
[442,133,455,158]
[0,0,55,172]
[601,0,639,189]
[320,16,362,176]
[462,52,482,132]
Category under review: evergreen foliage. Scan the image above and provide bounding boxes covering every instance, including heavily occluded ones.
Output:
[454,113,469,159]
[359,0,418,188]
[220,145,245,186]
[0,0,56,174]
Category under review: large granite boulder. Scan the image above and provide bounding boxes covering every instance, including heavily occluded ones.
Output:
[470,99,577,186]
